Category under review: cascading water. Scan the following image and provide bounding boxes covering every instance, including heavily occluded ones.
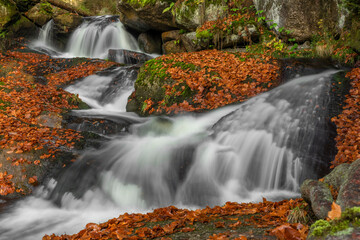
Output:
[0,69,337,239]
[31,16,140,59]
[66,66,138,112]
[65,16,140,59]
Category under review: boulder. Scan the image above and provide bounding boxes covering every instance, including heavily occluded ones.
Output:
[108,49,153,64]
[51,8,83,49]
[52,9,82,34]
[163,40,187,54]
[180,32,201,52]
[337,159,360,210]
[138,32,162,54]
[26,2,53,26]
[0,0,19,30]
[162,30,182,43]
[117,0,177,32]
[252,0,346,42]
[7,15,37,38]
[13,0,38,12]
[300,179,334,219]
[323,163,350,190]
[174,1,227,31]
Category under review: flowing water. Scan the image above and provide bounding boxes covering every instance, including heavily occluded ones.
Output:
[0,15,339,239]
[0,69,336,239]
[32,16,140,59]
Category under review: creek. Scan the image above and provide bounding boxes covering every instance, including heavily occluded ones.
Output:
[0,16,340,239]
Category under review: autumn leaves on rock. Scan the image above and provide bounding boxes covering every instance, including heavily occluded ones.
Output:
[332,68,360,167]
[0,50,114,196]
[133,49,280,115]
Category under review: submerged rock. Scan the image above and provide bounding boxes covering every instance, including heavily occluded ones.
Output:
[108,49,153,64]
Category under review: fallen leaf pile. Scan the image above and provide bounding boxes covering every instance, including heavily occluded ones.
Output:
[44,198,308,240]
[332,67,360,167]
[0,50,115,195]
[135,49,280,115]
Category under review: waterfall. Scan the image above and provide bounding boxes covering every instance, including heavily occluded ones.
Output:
[31,16,140,59]
[65,66,138,112]
[0,70,336,239]
[38,20,54,46]
[65,16,140,59]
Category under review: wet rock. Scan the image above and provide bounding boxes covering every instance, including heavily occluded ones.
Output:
[301,179,334,219]
[138,32,162,54]
[252,0,347,42]
[108,49,153,64]
[163,40,187,54]
[62,114,129,136]
[52,8,83,49]
[117,0,177,32]
[337,159,360,210]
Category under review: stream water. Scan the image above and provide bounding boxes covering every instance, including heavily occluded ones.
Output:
[0,16,339,239]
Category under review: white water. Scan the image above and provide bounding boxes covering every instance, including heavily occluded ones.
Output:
[31,16,140,59]
[0,70,336,239]
[65,16,140,59]
[65,66,138,112]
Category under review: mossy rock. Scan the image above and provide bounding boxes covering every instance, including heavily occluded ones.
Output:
[323,163,350,191]
[308,207,360,240]
[26,2,54,26]
[174,0,228,31]
[0,0,19,30]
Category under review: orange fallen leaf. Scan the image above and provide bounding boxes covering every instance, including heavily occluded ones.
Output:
[328,202,341,220]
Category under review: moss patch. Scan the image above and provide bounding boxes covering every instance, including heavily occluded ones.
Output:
[309,207,360,238]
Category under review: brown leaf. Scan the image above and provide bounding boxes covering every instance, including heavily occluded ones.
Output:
[328,202,341,220]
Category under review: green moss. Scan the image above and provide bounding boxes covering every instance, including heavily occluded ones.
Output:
[137,58,170,86]
[39,2,53,15]
[310,207,360,238]
[0,99,11,110]
[124,0,176,8]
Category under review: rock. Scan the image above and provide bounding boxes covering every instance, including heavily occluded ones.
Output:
[138,32,162,54]
[52,10,82,34]
[301,179,334,219]
[26,3,54,26]
[52,8,83,49]
[323,163,350,191]
[6,15,36,39]
[13,0,38,12]
[174,1,227,31]
[108,49,153,64]
[253,0,346,42]
[162,30,182,43]
[180,32,201,52]
[307,207,360,240]
[337,159,360,210]
[163,40,187,54]
[36,112,63,128]
[117,0,177,32]
[0,0,19,30]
